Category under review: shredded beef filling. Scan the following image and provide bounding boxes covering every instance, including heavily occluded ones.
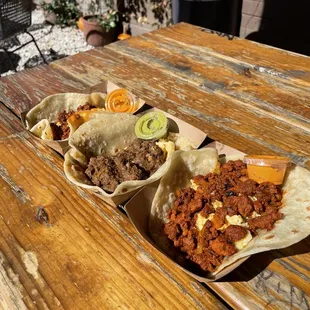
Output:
[50,103,96,140]
[85,140,165,193]
[163,160,283,273]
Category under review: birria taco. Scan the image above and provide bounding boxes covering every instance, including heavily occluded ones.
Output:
[64,111,197,200]
[149,148,310,276]
[24,88,144,141]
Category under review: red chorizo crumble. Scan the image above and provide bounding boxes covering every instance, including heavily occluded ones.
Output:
[50,103,96,140]
[163,160,283,273]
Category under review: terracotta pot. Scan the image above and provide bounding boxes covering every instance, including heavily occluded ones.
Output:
[82,16,117,47]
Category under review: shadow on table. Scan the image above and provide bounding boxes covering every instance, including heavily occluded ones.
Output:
[0,51,20,74]
[24,49,67,70]
[215,236,310,283]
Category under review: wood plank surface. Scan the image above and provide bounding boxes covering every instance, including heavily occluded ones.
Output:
[0,66,90,116]
[154,23,310,87]
[114,32,310,121]
[0,105,226,310]
[0,22,309,310]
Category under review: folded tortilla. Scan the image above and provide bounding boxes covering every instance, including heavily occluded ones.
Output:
[149,148,310,275]
[25,93,107,140]
[64,113,194,198]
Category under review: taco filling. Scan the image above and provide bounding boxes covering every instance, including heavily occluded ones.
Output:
[163,159,283,273]
[85,139,166,192]
[50,103,96,140]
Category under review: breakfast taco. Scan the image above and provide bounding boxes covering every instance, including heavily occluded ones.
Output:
[149,148,310,276]
[64,111,197,201]
[24,88,144,141]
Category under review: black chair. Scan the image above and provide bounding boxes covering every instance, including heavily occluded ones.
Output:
[0,0,47,75]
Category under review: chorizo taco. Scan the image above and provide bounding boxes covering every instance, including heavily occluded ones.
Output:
[64,111,197,202]
[149,148,310,276]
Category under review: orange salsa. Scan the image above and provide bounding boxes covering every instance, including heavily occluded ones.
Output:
[244,155,290,185]
[105,88,136,113]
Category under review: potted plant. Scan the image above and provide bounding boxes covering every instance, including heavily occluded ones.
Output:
[40,0,81,26]
[80,1,120,47]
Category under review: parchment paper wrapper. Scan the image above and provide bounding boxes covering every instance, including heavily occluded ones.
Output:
[64,108,208,207]
[125,142,310,282]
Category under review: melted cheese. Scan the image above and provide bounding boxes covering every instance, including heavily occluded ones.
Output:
[156,140,175,160]
[234,230,253,250]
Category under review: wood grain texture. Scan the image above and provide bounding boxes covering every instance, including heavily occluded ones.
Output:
[210,237,310,310]
[0,65,90,116]
[154,23,310,87]
[0,22,310,310]
[0,105,226,310]
[114,32,310,121]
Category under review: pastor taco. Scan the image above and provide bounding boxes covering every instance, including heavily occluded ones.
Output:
[64,111,197,201]
[149,148,310,276]
[25,92,106,141]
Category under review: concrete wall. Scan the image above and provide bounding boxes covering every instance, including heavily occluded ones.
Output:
[239,0,264,38]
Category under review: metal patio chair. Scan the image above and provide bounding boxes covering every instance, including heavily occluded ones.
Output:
[0,0,47,75]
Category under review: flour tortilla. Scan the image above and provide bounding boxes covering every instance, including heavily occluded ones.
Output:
[25,92,107,140]
[64,113,194,198]
[149,148,310,275]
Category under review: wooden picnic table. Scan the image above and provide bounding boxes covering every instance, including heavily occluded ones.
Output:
[0,22,309,310]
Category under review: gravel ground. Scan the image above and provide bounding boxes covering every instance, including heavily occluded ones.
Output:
[0,9,93,76]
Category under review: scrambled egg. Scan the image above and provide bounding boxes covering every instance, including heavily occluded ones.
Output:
[196,213,229,231]
[251,211,261,218]
[235,230,252,250]
[190,179,198,191]
[249,196,258,202]
[225,215,244,225]
[212,200,223,209]
[156,139,175,160]
[194,193,256,252]
[196,213,213,231]
[213,161,221,174]
[168,133,195,151]
[226,215,249,229]
[195,212,252,250]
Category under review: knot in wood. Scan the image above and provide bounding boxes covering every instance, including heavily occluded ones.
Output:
[35,207,51,227]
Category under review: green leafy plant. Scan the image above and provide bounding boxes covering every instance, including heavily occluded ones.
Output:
[99,9,119,32]
[41,0,81,26]
[151,0,172,28]
[85,0,120,33]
